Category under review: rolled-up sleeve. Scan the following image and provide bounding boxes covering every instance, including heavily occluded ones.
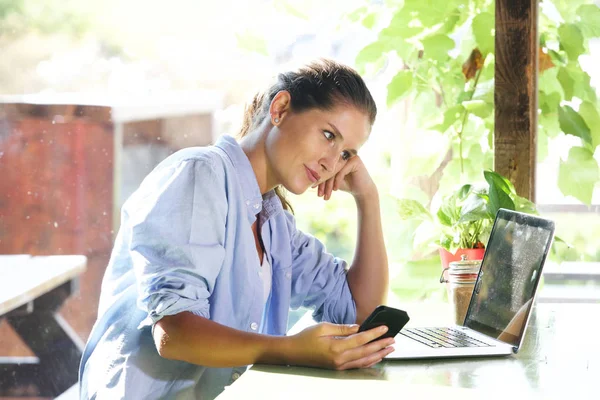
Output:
[286,212,356,324]
[126,157,227,328]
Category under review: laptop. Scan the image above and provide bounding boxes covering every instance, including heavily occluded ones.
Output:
[387,208,555,359]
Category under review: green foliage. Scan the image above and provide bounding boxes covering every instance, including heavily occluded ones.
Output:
[0,0,23,19]
[352,0,600,211]
[422,34,455,61]
[558,147,600,205]
[387,70,413,106]
[577,5,600,36]
[0,0,91,37]
[472,12,494,55]
[559,105,592,145]
[558,24,586,60]
[396,170,535,254]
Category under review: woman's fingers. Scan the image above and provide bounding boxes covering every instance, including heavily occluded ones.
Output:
[324,177,335,200]
[317,182,325,197]
[315,322,360,338]
[333,161,355,192]
[343,325,389,347]
[315,156,369,200]
[335,340,395,370]
[295,323,394,371]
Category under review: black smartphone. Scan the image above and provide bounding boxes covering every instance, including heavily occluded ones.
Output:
[358,305,410,341]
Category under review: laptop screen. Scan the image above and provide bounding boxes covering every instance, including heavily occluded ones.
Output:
[464,209,555,347]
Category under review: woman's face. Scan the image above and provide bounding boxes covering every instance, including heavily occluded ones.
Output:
[265,99,371,195]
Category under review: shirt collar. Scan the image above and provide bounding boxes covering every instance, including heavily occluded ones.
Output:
[214,135,283,222]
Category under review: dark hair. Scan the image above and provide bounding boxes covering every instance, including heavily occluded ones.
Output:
[238,58,377,212]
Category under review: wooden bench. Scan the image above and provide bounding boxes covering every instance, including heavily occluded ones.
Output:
[0,255,87,397]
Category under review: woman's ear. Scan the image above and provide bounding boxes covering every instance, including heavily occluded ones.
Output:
[270,91,291,123]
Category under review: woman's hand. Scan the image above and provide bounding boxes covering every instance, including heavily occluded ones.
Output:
[285,322,395,370]
[315,156,376,201]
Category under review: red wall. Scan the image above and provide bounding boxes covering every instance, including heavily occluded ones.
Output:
[0,104,114,356]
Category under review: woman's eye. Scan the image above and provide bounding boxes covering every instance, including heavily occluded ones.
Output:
[323,130,335,140]
[341,151,351,161]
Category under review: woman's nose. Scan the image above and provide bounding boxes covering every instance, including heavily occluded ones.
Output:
[319,149,339,174]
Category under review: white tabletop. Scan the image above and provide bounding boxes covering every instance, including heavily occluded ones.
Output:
[0,255,87,315]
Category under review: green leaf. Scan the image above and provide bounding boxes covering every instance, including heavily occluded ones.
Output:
[486,182,515,217]
[462,99,493,119]
[362,12,377,29]
[484,170,516,196]
[437,207,453,227]
[387,70,414,107]
[422,34,455,62]
[457,184,472,201]
[384,9,423,39]
[568,64,598,103]
[404,0,453,27]
[356,41,388,69]
[459,193,489,223]
[456,90,474,104]
[472,12,494,55]
[484,170,516,216]
[578,101,600,149]
[576,4,600,37]
[466,142,490,170]
[558,146,600,205]
[558,24,586,61]
[432,105,464,133]
[347,6,368,23]
[437,10,461,34]
[397,199,432,221]
[539,68,564,99]
[557,67,575,100]
[558,105,592,145]
[548,49,567,65]
[235,32,268,55]
[539,112,561,139]
[539,90,561,115]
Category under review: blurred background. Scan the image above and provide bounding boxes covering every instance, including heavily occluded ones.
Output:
[0,0,599,397]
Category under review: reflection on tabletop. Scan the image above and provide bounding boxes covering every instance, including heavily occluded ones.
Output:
[221,301,598,400]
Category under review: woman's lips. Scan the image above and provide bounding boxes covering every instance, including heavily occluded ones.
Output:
[305,165,320,183]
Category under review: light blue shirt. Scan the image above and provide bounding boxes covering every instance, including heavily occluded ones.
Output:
[79,135,356,399]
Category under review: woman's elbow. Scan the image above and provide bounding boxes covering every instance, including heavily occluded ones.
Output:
[152,319,178,360]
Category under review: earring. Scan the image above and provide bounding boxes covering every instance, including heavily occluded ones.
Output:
[274,118,280,124]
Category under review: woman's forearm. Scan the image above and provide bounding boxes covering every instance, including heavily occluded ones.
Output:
[154,312,292,367]
[347,189,389,324]
[154,313,395,371]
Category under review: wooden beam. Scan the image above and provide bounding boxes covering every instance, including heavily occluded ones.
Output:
[494,0,539,201]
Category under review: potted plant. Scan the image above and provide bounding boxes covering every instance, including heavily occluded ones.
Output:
[397,170,539,271]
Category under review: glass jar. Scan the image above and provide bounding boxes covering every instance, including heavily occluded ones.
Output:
[439,254,481,325]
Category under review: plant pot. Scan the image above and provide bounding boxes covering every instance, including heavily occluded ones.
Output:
[439,247,486,281]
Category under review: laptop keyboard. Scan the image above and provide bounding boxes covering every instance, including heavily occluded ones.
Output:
[399,327,494,348]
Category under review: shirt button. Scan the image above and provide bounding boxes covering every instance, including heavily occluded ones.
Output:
[253,204,260,209]
[285,271,292,279]
[232,372,241,381]
[245,200,250,205]
[250,322,258,331]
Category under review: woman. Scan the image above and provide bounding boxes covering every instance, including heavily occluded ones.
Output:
[79,59,391,399]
